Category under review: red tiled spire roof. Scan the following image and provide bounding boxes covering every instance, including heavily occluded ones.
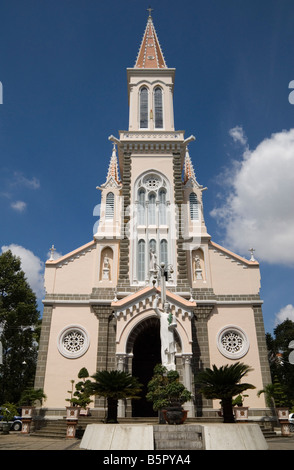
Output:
[183,148,196,184]
[135,10,167,69]
[106,144,120,185]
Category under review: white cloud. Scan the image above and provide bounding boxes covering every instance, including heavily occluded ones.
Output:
[1,244,45,299]
[210,128,294,266]
[11,172,40,190]
[274,304,294,325]
[11,200,27,212]
[229,126,248,146]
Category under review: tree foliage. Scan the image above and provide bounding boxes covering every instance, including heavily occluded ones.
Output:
[196,362,255,423]
[0,250,40,403]
[146,364,192,411]
[266,319,294,409]
[90,370,142,423]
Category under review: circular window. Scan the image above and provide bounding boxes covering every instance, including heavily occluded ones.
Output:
[217,326,249,360]
[57,325,90,359]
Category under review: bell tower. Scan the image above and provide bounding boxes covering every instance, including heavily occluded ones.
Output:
[111,10,195,290]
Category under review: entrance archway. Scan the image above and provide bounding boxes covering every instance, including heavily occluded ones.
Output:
[128,317,161,417]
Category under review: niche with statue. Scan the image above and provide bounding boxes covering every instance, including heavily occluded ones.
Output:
[192,249,205,281]
[99,247,113,281]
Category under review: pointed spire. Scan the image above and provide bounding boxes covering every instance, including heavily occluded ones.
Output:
[135,9,167,69]
[107,144,120,183]
[183,147,196,184]
[101,143,121,188]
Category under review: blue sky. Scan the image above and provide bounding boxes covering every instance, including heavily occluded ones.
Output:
[0,0,293,335]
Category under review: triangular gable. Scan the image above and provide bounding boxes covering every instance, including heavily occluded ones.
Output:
[112,286,196,317]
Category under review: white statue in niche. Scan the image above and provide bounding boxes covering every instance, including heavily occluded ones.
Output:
[194,254,203,280]
[149,248,157,271]
[102,254,110,280]
[153,294,177,371]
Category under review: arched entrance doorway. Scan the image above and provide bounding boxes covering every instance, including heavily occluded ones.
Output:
[128,317,161,417]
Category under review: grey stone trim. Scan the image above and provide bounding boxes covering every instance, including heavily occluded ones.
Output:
[192,305,215,414]
[253,305,272,388]
[118,152,132,284]
[92,304,117,410]
[34,305,53,390]
[173,153,189,287]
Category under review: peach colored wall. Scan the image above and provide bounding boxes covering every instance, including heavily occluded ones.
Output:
[206,305,266,408]
[43,305,98,409]
[45,247,97,295]
[208,247,261,295]
[45,240,121,294]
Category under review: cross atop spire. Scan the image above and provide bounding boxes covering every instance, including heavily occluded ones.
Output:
[134,10,167,69]
[147,6,153,17]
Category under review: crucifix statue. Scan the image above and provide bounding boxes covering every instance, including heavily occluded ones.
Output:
[147,6,154,17]
[153,262,177,371]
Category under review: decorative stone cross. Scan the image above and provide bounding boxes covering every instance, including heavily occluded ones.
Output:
[49,245,56,261]
[249,248,255,261]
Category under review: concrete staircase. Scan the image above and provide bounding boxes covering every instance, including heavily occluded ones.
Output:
[32,415,277,445]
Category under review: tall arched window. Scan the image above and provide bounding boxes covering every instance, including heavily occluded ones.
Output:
[105,192,114,219]
[138,240,145,281]
[140,87,148,129]
[159,189,167,225]
[138,188,145,225]
[154,87,163,129]
[189,192,199,220]
[148,193,156,225]
[160,239,168,266]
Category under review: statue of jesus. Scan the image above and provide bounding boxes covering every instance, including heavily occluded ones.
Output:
[153,295,177,371]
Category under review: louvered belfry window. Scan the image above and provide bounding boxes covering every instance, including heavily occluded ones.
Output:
[140,87,148,128]
[105,192,114,219]
[189,192,199,220]
[154,87,163,128]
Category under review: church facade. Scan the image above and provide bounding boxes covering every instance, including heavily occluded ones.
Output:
[35,13,271,418]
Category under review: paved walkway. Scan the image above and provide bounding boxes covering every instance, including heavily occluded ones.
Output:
[0,432,294,451]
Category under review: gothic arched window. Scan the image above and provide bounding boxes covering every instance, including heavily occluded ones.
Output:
[189,192,199,220]
[105,192,114,219]
[154,87,163,129]
[138,188,145,225]
[138,239,145,281]
[160,239,168,266]
[159,189,167,225]
[140,87,148,129]
[148,193,156,225]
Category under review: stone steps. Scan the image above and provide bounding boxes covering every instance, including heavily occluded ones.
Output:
[153,425,203,450]
[32,415,277,443]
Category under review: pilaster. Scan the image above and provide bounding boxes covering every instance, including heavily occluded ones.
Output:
[118,152,132,285]
[34,305,53,390]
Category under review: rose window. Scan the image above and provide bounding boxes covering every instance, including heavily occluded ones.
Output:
[58,325,89,358]
[217,326,249,359]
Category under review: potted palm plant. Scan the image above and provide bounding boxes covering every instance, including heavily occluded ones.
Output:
[196,362,255,423]
[90,370,142,423]
[146,364,193,424]
[19,387,47,417]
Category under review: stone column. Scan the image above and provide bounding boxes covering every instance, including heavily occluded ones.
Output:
[173,153,189,289]
[253,304,272,388]
[92,305,116,416]
[34,304,53,390]
[182,354,194,417]
[116,354,127,418]
[193,305,214,415]
[118,152,132,286]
